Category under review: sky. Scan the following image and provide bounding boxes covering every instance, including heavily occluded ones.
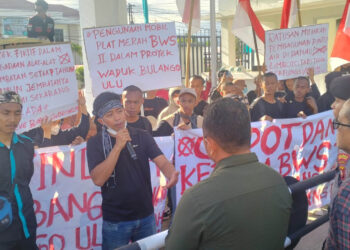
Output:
[27,0,220,32]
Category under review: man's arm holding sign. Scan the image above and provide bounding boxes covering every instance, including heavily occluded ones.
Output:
[307,68,321,100]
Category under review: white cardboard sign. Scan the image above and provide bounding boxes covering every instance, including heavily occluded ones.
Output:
[0,43,79,133]
[83,22,182,96]
[265,24,329,80]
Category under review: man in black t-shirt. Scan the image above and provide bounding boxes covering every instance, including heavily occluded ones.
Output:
[122,85,152,134]
[143,90,168,119]
[27,0,55,42]
[190,75,208,116]
[87,92,178,249]
[284,77,318,118]
[209,69,234,103]
[250,72,285,122]
[283,68,321,102]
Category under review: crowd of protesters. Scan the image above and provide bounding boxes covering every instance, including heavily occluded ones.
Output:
[16,66,348,151]
[1,64,350,249]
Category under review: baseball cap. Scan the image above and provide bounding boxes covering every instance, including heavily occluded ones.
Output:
[179,88,197,99]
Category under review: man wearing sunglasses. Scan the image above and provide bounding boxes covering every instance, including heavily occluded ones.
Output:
[326,99,350,249]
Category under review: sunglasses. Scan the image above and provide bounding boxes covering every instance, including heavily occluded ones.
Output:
[332,119,350,129]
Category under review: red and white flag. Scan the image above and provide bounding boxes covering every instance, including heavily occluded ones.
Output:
[232,0,265,55]
[344,1,350,36]
[330,0,350,70]
[280,0,298,29]
[176,0,200,33]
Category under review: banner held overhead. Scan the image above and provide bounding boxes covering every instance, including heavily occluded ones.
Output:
[83,22,181,96]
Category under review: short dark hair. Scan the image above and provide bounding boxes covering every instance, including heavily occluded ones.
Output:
[123,85,143,96]
[203,98,251,153]
[330,75,350,100]
[190,75,205,85]
[325,72,342,91]
[294,76,310,86]
[35,0,49,11]
[263,72,278,81]
[217,69,230,79]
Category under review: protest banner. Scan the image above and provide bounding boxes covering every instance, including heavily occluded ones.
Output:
[83,22,181,96]
[31,137,173,249]
[0,43,79,133]
[265,24,329,80]
[175,111,337,210]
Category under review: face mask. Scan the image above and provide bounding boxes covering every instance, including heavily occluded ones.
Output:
[51,124,61,135]
[107,127,117,135]
[103,119,126,136]
[243,87,248,95]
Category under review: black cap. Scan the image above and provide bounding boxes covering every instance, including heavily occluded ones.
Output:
[330,75,350,100]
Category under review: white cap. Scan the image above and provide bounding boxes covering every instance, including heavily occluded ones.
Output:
[179,88,197,99]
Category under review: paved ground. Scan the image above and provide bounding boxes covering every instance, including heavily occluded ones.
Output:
[295,222,328,250]
[294,207,329,250]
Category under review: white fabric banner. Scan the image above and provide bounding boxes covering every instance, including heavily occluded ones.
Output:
[31,137,173,249]
[0,43,79,133]
[175,111,337,210]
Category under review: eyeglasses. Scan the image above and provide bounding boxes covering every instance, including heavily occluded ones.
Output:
[332,119,350,129]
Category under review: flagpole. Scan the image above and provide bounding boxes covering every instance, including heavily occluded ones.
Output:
[185,0,195,87]
[297,0,302,26]
[252,27,262,77]
[210,0,217,88]
[142,0,149,24]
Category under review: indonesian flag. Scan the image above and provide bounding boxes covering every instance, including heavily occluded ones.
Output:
[176,0,200,33]
[232,0,265,55]
[344,1,350,36]
[280,0,298,29]
[330,0,350,70]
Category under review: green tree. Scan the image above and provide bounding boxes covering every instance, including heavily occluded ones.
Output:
[75,66,84,89]
[71,43,82,57]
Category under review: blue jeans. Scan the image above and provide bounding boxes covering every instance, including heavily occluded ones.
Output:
[102,214,156,250]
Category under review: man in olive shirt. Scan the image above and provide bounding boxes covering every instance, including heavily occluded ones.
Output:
[165,98,292,250]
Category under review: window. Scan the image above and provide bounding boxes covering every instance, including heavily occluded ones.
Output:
[54,29,64,42]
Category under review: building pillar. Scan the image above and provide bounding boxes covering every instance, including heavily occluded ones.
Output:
[221,17,236,68]
[79,0,127,112]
